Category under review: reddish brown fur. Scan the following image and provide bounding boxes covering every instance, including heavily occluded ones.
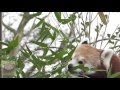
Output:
[99,50,120,77]
[73,44,101,67]
[87,49,107,78]
[89,49,120,78]
[71,44,120,78]
[110,54,120,74]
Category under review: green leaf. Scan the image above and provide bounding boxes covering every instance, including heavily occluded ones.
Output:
[49,49,56,55]
[45,22,59,34]
[73,65,89,71]
[54,12,61,22]
[31,41,48,47]
[109,72,120,78]
[26,45,32,55]
[0,41,8,46]
[17,57,24,70]
[34,18,44,29]
[21,48,30,58]
[42,48,48,57]
[64,48,75,61]
[21,71,27,78]
[31,55,45,70]
[69,14,76,22]
[107,64,112,78]
[31,72,51,78]
[59,30,69,41]
[54,49,67,59]
[16,71,20,78]
[6,35,19,54]
[52,31,56,41]
[91,68,106,72]
[54,12,76,24]
[37,22,50,42]
[45,56,56,65]
[48,30,54,40]
[0,57,9,61]
[0,48,8,54]
[61,19,71,24]
[51,65,64,75]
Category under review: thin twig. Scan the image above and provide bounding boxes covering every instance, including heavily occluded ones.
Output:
[103,24,119,49]
[91,12,98,23]
[2,21,16,34]
[90,38,120,45]
[100,12,110,49]
[25,65,36,77]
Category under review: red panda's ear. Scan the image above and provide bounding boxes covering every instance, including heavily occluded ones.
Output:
[81,38,89,44]
[101,49,114,70]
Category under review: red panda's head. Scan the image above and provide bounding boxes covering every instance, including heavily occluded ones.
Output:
[67,38,114,78]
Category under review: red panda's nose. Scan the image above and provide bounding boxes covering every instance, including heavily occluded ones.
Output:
[68,64,73,70]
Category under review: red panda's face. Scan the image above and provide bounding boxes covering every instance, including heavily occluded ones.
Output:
[68,44,101,77]
[67,39,114,78]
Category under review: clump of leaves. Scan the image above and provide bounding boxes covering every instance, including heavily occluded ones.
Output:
[71,64,106,78]
[107,65,120,78]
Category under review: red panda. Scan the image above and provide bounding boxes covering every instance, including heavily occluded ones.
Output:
[67,38,120,78]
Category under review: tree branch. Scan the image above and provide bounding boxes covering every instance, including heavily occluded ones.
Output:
[2,12,41,78]
[2,21,16,34]
[23,12,42,20]
[25,65,36,77]
[29,12,42,19]
[89,38,120,44]
[34,47,59,51]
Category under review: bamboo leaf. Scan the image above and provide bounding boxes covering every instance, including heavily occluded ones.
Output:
[0,41,8,46]
[31,41,48,47]
[54,12,61,22]
[98,12,107,25]
[34,19,44,29]
[107,64,112,78]
[26,45,32,55]
[109,72,120,78]
[6,35,19,54]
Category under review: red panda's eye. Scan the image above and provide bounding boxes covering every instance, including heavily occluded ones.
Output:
[78,61,83,64]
